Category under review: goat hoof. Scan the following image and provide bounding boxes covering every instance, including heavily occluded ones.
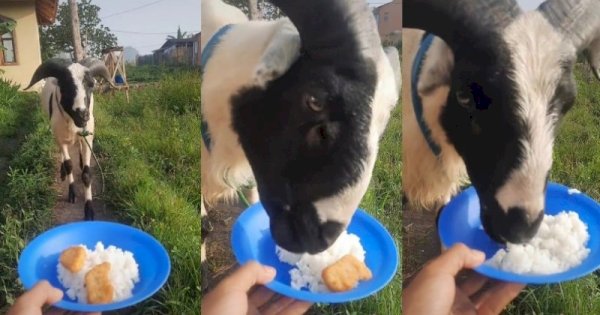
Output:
[84,200,94,221]
[68,183,76,203]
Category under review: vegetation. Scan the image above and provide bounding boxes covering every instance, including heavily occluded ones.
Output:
[39,0,117,60]
[127,64,199,83]
[504,65,600,314]
[94,70,201,313]
[0,80,56,311]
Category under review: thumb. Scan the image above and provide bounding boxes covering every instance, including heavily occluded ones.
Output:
[21,280,63,306]
[220,261,277,291]
[426,243,486,276]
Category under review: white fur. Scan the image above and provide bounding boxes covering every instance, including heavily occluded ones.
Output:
[201,18,300,205]
[402,29,468,209]
[496,12,575,219]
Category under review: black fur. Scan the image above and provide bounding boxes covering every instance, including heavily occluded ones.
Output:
[84,200,94,221]
[68,182,76,203]
[231,14,377,253]
[82,165,92,187]
[48,93,53,119]
[61,159,73,181]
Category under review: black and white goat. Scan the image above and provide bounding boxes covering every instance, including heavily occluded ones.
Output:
[201,0,401,259]
[26,58,112,221]
[403,0,600,243]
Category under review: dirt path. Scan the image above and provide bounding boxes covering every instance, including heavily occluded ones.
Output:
[402,204,441,286]
[51,145,116,224]
[202,201,246,292]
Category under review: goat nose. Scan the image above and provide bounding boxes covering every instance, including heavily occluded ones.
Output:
[77,110,90,122]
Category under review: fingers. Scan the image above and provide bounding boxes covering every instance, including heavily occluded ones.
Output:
[458,272,489,296]
[220,261,276,291]
[278,300,313,315]
[425,243,486,276]
[249,286,276,306]
[260,296,296,315]
[474,282,525,315]
[21,280,64,306]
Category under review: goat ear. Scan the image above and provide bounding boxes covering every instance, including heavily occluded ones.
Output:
[584,37,600,81]
[25,59,71,90]
[252,20,301,88]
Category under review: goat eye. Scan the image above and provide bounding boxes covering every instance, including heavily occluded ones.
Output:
[305,95,323,112]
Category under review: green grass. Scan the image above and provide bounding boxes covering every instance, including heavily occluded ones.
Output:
[310,106,402,314]
[127,65,200,83]
[94,70,201,314]
[0,79,56,311]
[504,66,600,314]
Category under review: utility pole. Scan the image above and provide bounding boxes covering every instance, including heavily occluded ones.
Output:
[248,0,260,20]
[69,0,85,61]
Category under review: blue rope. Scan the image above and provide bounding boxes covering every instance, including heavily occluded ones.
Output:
[201,24,234,151]
[411,33,442,157]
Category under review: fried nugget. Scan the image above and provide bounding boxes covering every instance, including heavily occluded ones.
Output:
[59,246,86,273]
[322,254,372,292]
[85,262,114,304]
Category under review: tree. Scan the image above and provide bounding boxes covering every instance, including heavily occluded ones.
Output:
[0,20,15,50]
[223,0,284,20]
[40,0,117,61]
[167,26,189,40]
[69,0,85,61]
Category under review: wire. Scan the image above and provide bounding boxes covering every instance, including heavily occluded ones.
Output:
[112,29,200,35]
[100,0,166,19]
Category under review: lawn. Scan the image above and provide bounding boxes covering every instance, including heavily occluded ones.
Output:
[94,70,201,314]
[0,79,56,311]
[504,66,600,314]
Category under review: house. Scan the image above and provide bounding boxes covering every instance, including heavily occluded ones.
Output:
[0,0,58,89]
[373,0,401,44]
[152,32,201,66]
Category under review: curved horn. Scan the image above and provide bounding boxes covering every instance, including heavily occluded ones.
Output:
[79,57,115,87]
[24,59,72,90]
[269,0,381,61]
[538,0,600,80]
[404,0,521,50]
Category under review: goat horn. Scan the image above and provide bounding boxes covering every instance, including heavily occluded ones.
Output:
[79,58,116,88]
[538,0,600,81]
[404,0,521,50]
[24,59,72,90]
[269,0,381,61]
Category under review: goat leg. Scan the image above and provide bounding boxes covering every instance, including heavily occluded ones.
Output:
[80,136,94,221]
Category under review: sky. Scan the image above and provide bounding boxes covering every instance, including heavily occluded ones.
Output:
[84,0,558,56]
[90,0,200,55]
[89,0,387,56]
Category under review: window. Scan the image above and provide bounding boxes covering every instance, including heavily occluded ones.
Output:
[1,31,16,65]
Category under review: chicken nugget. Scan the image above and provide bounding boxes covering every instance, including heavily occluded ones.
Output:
[59,246,86,273]
[322,255,372,292]
[85,262,114,304]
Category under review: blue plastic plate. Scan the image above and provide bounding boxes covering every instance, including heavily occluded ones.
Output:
[18,221,171,312]
[231,203,399,303]
[439,182,600,284]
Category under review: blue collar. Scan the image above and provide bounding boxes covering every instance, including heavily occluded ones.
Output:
[201,24,235,151]
[411,33,441,157]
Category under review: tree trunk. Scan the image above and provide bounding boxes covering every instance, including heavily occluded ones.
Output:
[69,0,85,61]
[248,0,260,20]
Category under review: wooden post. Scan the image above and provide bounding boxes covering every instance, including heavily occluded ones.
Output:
[69,0,85,61]
[248,0,260,20]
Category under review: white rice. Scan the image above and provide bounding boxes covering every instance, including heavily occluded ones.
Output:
[568,188,581,195]
[57,242,140,303]
[487,211,590,274]
[276,231,366,292]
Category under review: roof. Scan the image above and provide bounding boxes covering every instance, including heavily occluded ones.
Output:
[35,0,58,25]
[373,0,401,13]
[154,33,200,51]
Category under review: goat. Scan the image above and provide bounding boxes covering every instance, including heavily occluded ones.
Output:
[201,0,401,257]
[403,0,600,244]
[25,58,112,221]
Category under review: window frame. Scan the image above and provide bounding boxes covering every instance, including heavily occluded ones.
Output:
[1,30,17,66]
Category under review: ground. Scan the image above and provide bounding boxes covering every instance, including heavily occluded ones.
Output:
[401,204,439,285]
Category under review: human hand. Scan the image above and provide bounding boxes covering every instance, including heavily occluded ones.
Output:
[403,243,525,315]
[201,261,312,315]
[7,280,100,315]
